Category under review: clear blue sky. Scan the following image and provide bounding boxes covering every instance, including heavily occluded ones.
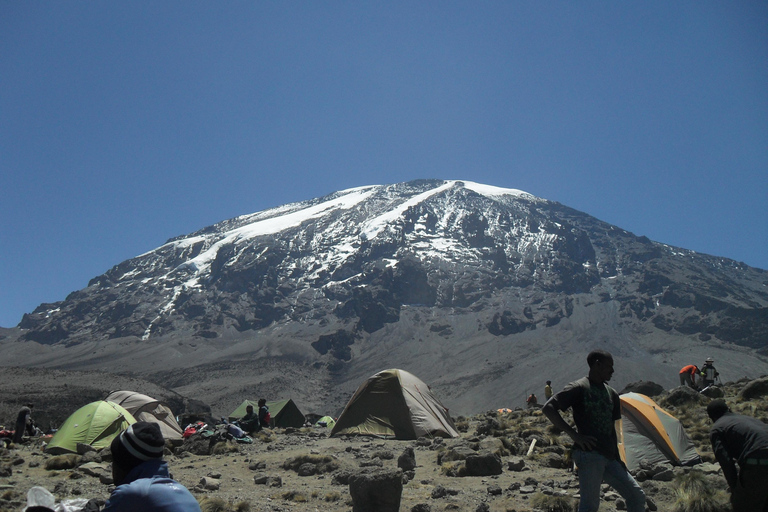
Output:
[1,2,766,328]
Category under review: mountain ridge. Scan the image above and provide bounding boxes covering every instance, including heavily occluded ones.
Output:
[3,179,767,416]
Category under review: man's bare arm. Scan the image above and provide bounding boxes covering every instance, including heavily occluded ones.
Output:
[541,402,596,451]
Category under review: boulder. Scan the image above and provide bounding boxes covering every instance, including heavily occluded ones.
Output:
[465,451,502,476]
[348,468,403,512]
[739,377,768,400]
[701,386,724,398]
[620,381,664,397]
[662,386,704,407]
[438,445,476,464]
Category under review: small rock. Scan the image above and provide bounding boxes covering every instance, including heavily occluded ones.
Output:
[508,459,526,472]
[199,476,220,490]
[487,484,502,495]
[398,447,417,471]
[652,469,675,482]
[297,463,316,476]
[519,485,536,494]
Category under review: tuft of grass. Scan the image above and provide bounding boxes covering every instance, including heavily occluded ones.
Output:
[211,441,239,455]
[439,461,466,477]
[530,492,577,512]
[281,491,308,503]
[1,489,15,500]
[44,454,80,470]
[672,471,730,512]
[199,497,230,512]
[252,431,274,443]
[324,491,341,502]
[282,454,339,474]
[199,497,250,512]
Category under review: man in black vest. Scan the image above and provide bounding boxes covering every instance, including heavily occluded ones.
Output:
[708,399,768,512]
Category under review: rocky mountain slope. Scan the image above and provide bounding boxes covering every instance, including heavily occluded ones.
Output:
[4,374,767,512]
[2,180,767,417]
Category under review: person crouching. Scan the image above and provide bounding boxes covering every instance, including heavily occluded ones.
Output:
[103,422,201,512]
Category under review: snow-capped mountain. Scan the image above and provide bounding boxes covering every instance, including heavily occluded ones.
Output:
[5,180,768,415]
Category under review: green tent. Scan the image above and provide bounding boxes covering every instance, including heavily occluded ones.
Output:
[315,416,336,429]
[46,401,136,455]
[330,369,459,439]
[228,399,305,428]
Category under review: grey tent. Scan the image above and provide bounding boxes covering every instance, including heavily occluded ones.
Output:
[105,390,183,440]
[330,369,459,439]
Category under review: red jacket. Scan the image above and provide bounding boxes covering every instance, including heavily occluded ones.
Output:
[679,364,698,375]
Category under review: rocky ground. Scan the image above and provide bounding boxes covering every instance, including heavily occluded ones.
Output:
[2,374,767,512]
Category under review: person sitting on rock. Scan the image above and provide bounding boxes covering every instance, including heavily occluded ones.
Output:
[237,404,260,433]
[103,422,201,512]
[526,394,538,408]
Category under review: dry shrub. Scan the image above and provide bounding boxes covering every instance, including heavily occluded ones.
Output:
[252,431,273,443]
[198,497,250,512]
[211,441,239,455]
[530,492,577,512]
[281,491,307,503]
[672,471,730,512]
[439,461,466,477]
[0,489,15,500]
[44,454,80,470]
[282,454,339,474]
[324,491,341,502]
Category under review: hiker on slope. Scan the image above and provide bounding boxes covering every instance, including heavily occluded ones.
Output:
[545,381,553,400]
[678,364,699,389]
[542,350,646,512]
[700,357,720,388]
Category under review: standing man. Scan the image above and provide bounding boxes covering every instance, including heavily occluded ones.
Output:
[258,399,270,428]
[707,399,768,512]
[103,422,201,511]
[545,381,553,400]
[679,365,699,389]
[542,350,646,512]
[700,357,719,388]
[12,404,33,443]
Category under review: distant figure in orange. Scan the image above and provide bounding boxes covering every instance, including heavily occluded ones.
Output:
[679,365,699,389]
[526,394,538,408]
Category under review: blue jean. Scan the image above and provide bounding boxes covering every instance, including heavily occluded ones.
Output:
[572,449,646,512]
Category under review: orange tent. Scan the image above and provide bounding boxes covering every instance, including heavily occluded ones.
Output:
[618,392,701,471]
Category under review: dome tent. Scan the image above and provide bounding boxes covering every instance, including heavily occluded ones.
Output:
[45,401,136,455]
[331,368,459,439]
[105,390,183,440]
[619,392,701,471]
